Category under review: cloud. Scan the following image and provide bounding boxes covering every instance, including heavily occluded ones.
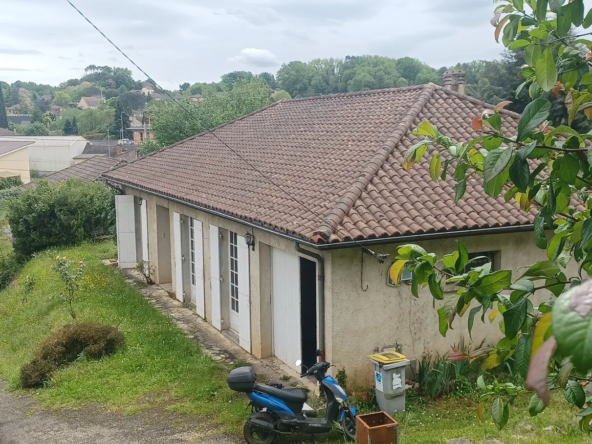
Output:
[0,67,37,71]
[228,48,280,67]
[0,48,43,55]
[227,7,280,26]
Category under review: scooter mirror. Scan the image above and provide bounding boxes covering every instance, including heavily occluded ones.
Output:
[295,359,302,367]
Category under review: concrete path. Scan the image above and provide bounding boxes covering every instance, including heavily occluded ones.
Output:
[0,381,241,444]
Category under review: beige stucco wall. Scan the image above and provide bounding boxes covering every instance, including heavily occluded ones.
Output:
[326,232,580,386]
[0,147,30,184]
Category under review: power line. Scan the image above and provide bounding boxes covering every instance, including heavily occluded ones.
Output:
[65,0,374,250]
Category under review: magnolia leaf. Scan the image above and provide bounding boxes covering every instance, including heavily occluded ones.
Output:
[509,157,530,192]
[580,218,592,248]
[492,397,510,430]
[557,361,573,389]
[477,374,487,391]
[473,270,512,296]
[511,279,535,292]
[428,274,444,300]
[521,260,560,278]
[536,0,548,21]
[528,393,546,417]
[553,280,592,372]
[429,154,442,182]
[456,241,469,272]
[564,380,586,408]
[535,48,557,92]
[549,0,565,13]
[534,214,547,249]
[503,296,527,339]
[526,44,542,67]
[517,98,552,140]
[481,353,503,370]
[584,7,592,28]
[514,333,531,378]
[389,260,408,285]
[438,306,449,337]
[516,141,537,161]
[526,336,557,406]
[553,154,579,185]
[484,147,513,183]
[455,179,467,202]
[489,309,500,323]
[468,306,481,339]
[495,15,511,42]
[416,120,437,138]
[508,39,530,50]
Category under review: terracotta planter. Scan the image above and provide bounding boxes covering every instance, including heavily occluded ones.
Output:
[356,411,398,444]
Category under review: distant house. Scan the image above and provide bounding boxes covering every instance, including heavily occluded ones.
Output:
[190,95,203,104]
[22,156,125,188]
[7,115,32,126]
[141,82,155,96]
[77,96,102,110]
[0,140,32,184]
[151,92,165,101]
[50,105,65,116]
[0,136,88,175]
[128,115,153,144]
[82,140,137,162]
[6,105,21,115]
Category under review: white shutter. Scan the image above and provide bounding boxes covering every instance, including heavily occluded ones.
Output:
[210,225,222,330]
[115,195,137,269]
[140,199,149,264]
[237,235,251,352]
[173,212,183,302]
[193,219,205,318]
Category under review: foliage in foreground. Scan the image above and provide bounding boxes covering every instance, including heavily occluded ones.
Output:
[20,321,125,388]
[7,179,115,257]
[390,0,592,431]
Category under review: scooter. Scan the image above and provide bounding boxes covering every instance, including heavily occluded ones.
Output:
[227,359,357,444]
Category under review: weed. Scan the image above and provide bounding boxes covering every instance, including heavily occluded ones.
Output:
[280,374,291,382]
[232,360,250,369]
[336,367,348,390]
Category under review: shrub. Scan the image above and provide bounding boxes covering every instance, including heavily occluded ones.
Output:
[7,179,115,257]
[0,251,21,291]
[0,176,22,191]
[20,322,125,388]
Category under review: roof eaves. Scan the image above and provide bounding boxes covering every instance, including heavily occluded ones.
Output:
[312,83,437,241]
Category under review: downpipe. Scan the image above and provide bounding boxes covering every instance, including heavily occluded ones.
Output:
[295,242,325,361]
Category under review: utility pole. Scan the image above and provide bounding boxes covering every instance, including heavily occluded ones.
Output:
[107,129,110,157]
[120,111,125,140]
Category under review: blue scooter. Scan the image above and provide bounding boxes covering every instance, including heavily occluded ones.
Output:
[227,360,357,443]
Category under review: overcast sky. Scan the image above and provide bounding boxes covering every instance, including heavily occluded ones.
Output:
[1,0,504,90]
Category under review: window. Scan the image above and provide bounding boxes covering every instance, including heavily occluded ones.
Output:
[229,231,239,314]
[465,251,496,273]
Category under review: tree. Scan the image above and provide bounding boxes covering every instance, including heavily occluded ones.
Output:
[21,122,49,136]
[256,72,278,89]
[8,85,20,107]
[53,91,72,108]
[271,89,292,101]
[392,0,592,432]
[220,71,254,90]
[63,119,73,136]
[71,116,78,135]
[179,82,190,92]
[113,99,130,139]
[118,91,147,114]
[151,79,271,147]
[277,61,317,98]
[30,107,44,124]
[0,83,8,128]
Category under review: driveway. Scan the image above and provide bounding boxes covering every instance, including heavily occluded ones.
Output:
[0,381,242,444]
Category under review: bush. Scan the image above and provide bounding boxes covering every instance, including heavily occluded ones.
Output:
[20,322,125,388]
[0,176,22,191]
[0,251,21,291]
[7,179,115,257]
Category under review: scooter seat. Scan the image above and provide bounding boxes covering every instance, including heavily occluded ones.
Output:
[254,384,307,404]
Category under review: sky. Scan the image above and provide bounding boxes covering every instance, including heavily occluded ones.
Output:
[0,0,505,90]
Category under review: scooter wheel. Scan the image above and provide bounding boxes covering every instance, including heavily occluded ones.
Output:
[340,409,356,442]
[243,412,276,444]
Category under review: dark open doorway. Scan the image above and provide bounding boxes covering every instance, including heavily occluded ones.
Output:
[300,257,318,369]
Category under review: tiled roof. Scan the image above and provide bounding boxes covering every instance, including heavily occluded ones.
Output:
[0,140,32,157]
[0,128,16,136]
[104,84,531,244]
[81,96,101,107]
[24,157,125,188]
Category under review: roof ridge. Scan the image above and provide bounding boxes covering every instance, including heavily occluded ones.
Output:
[432,84,522,119]
[312,83,437,241]
[284,84,427,103]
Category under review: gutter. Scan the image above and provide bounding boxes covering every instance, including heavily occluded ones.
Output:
[105,179,535,251]
[295,242,326,362]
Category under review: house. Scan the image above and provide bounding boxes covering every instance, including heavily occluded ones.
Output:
[141,82,155,96]
[7,115,31,126]
[103,79,562,383]
[50,105,66,116]
[0,136,88,175]
[22,156,124,188]
[0,140,32,184]
[6,105,21,115]
[0,128,16,136]
[81,139,137,162]
[77,96,102,110]
[128,115,153,144]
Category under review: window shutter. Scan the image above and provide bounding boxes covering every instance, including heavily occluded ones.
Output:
[237,235,251,352]
[115,195,137,269]
[173,212,183,302]
[210,225,222,330]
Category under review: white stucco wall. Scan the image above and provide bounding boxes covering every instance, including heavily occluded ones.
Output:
[326,232,580,385]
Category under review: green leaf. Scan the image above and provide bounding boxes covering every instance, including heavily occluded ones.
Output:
[511,279,535,292]
[529,393,546,416]
[485,148,513,183]
[534,214,548,249]
[514,333,531,378]
[525,44,542,68]
[513,0,524,11]
[536,0,548,21]
[508,39,531,50]
[521,260,560,278]
[428,274,444,301]
[557,5,574,37]
[468,306,481,339]
[416,120,437,138]
[411,273,419,298]
[438,307,449,337]
[429,154,441,182]
[584,8,592,28]
[569,0,585,27]
[456,241,469,272]
[509,157,530,192]
[517,98,552,141]
[516,141,537,161]
[553,154,579,185]
[564,380,586,408]
[553,281,592,372]
[477,374,487,391]
[557,362,573,388]
[546,183,556,214]
[535,48,557,92]
[473,270,513,296]
[492,397,510,430]
[455,179,467,202]
[483,137,503,151]
[549,0,565,13]
[398,244,428,259]
[503,296,528,339]
[580,218,592,248]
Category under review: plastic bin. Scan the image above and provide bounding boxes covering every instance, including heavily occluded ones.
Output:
[369,352,409,414]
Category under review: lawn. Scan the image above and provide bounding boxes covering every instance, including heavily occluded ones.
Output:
[0,241,588,443]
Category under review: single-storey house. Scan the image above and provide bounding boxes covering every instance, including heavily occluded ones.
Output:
[22,156,124,188]
[77,96,101,110]
[0,140,32,184]
[103,81,553,383]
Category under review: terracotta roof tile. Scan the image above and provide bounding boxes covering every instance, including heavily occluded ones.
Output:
[104,84,532,244]
[23,157,125,188]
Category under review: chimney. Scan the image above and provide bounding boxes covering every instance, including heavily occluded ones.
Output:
[443,69,466,95]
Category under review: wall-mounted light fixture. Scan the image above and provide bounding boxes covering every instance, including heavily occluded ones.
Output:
[244,230,256,251]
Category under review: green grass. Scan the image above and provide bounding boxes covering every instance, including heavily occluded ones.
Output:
[0,242,246,433]
[0,241,588,442]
